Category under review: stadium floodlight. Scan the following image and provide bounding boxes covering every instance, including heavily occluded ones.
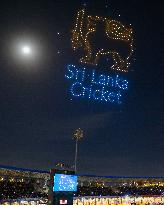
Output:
[73,128,84,173]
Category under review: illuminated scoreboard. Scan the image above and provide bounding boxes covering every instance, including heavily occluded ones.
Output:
[48,169,76,205]
[53,174,77,192]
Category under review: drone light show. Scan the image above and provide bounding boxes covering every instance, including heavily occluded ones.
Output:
[65,9,134,105]
[65,64,129,104]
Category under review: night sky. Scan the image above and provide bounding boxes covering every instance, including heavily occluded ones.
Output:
[0,0,163,176]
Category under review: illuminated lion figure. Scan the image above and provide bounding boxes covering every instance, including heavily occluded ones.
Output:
[71,10,134,72]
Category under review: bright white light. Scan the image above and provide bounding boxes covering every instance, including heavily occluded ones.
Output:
[22,46,31,55]
[125,195,130,200]
[8,35,45,71]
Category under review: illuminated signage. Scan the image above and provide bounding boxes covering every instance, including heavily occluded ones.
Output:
[65,64,129,104]
[53,174,77,192]
[60,200,68,204]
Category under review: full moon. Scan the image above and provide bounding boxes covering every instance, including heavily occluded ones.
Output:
[8,35,45,70]
[22,46,31,55]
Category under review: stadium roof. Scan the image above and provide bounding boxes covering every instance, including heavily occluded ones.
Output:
[78,174,164,179]
[0,164,49,174]
[1,165,164,179]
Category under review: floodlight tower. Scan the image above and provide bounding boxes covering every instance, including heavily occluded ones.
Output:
[73,128,83,173]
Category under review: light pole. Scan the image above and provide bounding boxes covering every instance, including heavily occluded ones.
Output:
[73,128,84,173]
